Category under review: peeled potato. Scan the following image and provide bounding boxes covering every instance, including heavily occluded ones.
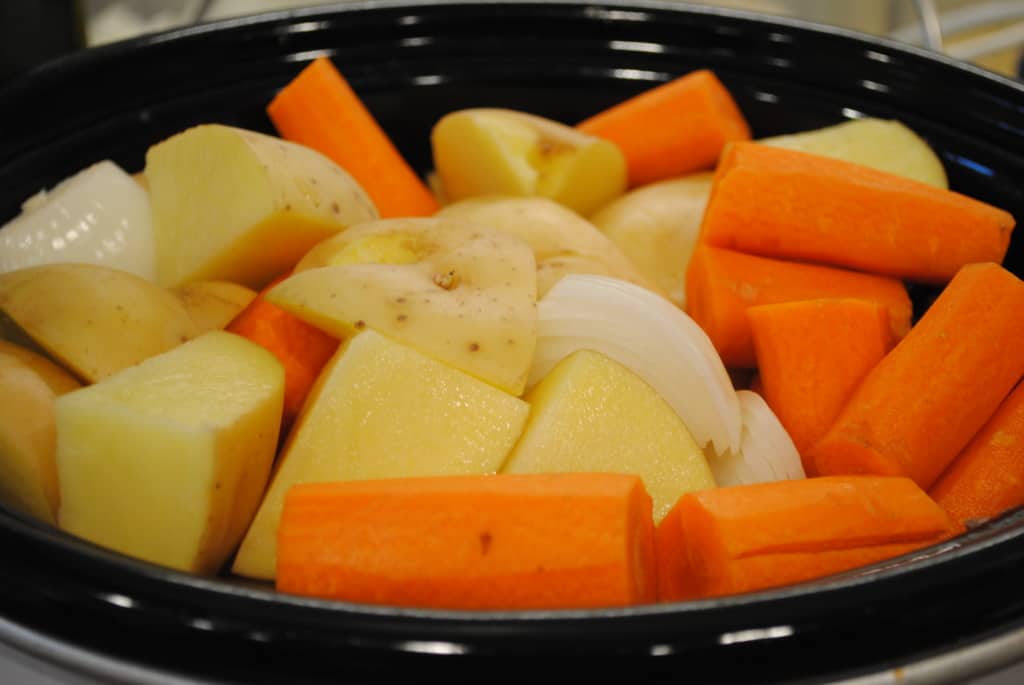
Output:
[0,263,199,383]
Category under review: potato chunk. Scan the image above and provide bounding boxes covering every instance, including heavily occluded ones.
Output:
[55,331,284,574]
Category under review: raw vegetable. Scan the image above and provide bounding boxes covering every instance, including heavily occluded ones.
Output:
[267,56,439,218]
[655,476,958,601]
[930,381,1024,527]
[748,298,894,471]
[577,69,751,187]
[431,108,627,216]
[709,390,804,488]
[760,118,948,188]
[56,331,284,575]
[276,472,656,609]
[502,349,716,522]
[685,244,912,368]
[588,172,713,308]
[529,274,742,458]
[171,281,257,334]
[700,142,1015,284]
[810,262,1024,490]
[144,123,378,289]
[0,263,199,383]
[233,330,530,580]
[226,274,340,433]
[268,217,538,396]
[436,195,662,297]
[0,160,155,281]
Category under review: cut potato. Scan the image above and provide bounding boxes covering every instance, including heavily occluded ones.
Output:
[272,217,538,395]
[0,263,199,383]
[589,173,713,308]
[0,160,156,281]
[55,331,284,575]
[760,118,948,188]
[232,330,530,580]
[437,195,665,298]
[0,351,78,525]
[0,340,81,396]
[503,349,715,523]
[144,123,379,289]
[171,280,257,333]
[432,108,627,215]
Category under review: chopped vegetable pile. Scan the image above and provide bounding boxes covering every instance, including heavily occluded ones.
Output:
[0,57,1020,611]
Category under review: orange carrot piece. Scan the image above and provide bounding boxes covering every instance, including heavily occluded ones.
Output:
[748,298,895,473]
[267,56,439,218]
[656,476,957,601]
[810,262,1024,490]
[276,473,657,610]
[700,142,1015,284]
[576,69,751,187]
[685,244,912,368]
[930,381,1024,527]
[226,274,339,432]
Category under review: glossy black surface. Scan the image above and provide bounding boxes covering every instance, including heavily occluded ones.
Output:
[1,1,1024,681]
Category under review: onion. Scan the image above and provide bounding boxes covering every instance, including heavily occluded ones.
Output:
[710,390,805,486]
[0,160,155,280]
[529,274,742,457]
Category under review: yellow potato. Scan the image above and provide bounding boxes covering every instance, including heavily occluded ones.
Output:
[272,217,538,395]
[144,124,379,289]
[0,263,199,383]
[0,353,69,525]
[760,118,948,188]
[432,108,627,215]
[503,349,715,523]
[0,339,81,396]
[589,173,713,308]
[171,280,257,333]
[232,330,529,580]
[437,196,665,298]
[56,331,284,575]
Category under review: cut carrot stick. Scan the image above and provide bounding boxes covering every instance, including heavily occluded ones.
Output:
[700,142,1015,284]
[577,69,751,187]
[656,476,957,601]
[267,56,439,218]
[748,298,895,473]
[276,473,657,610]
[930,381,1024,527]
[685,244,912,368]
[810,262,1024,490]
[226,274,339,433]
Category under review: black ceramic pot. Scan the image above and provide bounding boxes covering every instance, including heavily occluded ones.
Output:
[1,2,1023,682]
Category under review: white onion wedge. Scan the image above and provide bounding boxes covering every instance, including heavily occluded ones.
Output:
[710,390,805,486]
[0,160,155,280]
[529,274,742,457]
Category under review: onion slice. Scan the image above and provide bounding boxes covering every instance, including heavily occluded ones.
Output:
[0,160,155,280]
[710,390,805,486]
[529,274,742,457]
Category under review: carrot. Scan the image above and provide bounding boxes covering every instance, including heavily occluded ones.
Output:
[685,244,912,368]
[576,69,751,187]
[748,298,894,473]
[929,381,1024,527]
[267,56,439,218]
[699,142,1015,284]
[810,262,1024,490]
[276,473,657,610]
[226,274,339,433]
[656,476,957,601]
